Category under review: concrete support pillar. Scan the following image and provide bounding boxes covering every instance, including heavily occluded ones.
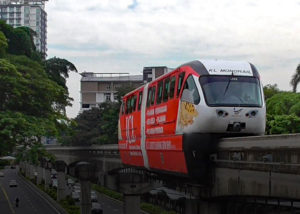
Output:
[55,161,67,201]
[123,194,140,214]
[25,162,30,178]
[36,166,43,185]
[105,174,117,190]
[43,168,51,190]
[57,171,67,201]
[75,162,94,214]
[80,180,91,214]
[119,172,154,214]
[185,199,199,214]
[29,164,35,180]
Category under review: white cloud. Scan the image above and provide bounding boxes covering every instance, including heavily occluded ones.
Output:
[45,0,300,118]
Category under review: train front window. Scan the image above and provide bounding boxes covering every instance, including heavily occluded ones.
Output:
[199,76,262,107]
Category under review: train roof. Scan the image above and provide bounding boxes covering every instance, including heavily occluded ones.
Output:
[123,59,260,99]
[180,59,259,77]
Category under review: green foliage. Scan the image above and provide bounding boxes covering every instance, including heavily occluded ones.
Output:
[290,64,300,93]
[92,184,123,201]
[266,114,300,134]
[0,56,72,154]
[116,85,137,103]
[266,92,300,134]
[15,144,55,165]
[0,21,76,155]
[44,57,77,89]
[63,102,120,146]
[0,20,37,58]
[59,196,80,214]
[266,92,300,116]
[263,84,280,100]
[141,203,178,214]
[0,31,8,57]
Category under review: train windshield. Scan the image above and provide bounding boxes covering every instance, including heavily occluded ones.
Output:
[199,76,262,107]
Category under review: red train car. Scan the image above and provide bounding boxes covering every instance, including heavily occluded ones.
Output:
[118,59,265,177]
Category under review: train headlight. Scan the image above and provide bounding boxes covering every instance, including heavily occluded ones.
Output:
[216,109,228,117]
[246,110,258,118]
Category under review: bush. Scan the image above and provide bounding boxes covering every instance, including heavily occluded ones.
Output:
[141,202,177,214]
[59,196,80,214]
[92,184,123,201]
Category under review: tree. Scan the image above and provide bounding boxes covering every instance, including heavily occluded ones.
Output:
[0,56,71,155]
[0,31,7,57]
[266,92,300,116]
[263,84,280,100]
[290,64,300,93]
[0,21,77,157]
[44,57,78,89]
[0,20,41,60]
[265,92,300,134]
[266,114,300,135]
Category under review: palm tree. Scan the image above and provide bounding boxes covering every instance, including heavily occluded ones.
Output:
[290,64,300,92]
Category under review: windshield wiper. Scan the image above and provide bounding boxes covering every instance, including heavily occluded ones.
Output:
[223,72,234,96]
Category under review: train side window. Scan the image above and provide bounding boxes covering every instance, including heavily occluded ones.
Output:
[147,87,152,107]
[183,75,200,104]
[131,95,137,112]
[169,76,176,99]
[127,98,131,113]
[156,81,163,105]
[163,78,170,102]
[151,86,156,106]
[138,91,143,111]
[177,72,185,97]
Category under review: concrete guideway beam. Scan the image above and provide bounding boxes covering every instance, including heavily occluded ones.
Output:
[55,160,67,201]
[119,171,162,214]
[75,161,94,214]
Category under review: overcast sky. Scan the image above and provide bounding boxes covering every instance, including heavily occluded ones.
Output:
[45,0,300,118]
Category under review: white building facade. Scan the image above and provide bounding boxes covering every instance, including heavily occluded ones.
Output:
[0,0,47,56]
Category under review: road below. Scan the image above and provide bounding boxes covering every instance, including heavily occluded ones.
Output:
[0,167,61,214]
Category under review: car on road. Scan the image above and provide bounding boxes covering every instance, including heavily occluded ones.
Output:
[9,180,17,187]
[71,191,80,201]
[73,184,81,193]
[0,171,4,177]
[91,202,103,214]
[91,190,98,202]
[67,178,75,185]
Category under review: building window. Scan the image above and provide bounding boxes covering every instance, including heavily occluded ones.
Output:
[106,85,111,90]
[114,93,118,101]
[105,93,111,102]
[82,104,90,108]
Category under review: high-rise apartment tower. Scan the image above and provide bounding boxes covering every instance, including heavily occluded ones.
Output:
[0,0,47,56]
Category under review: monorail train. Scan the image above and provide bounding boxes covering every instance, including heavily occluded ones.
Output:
[118,59,266,178]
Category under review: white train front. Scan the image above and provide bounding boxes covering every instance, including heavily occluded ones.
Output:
[177,59,266,136]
